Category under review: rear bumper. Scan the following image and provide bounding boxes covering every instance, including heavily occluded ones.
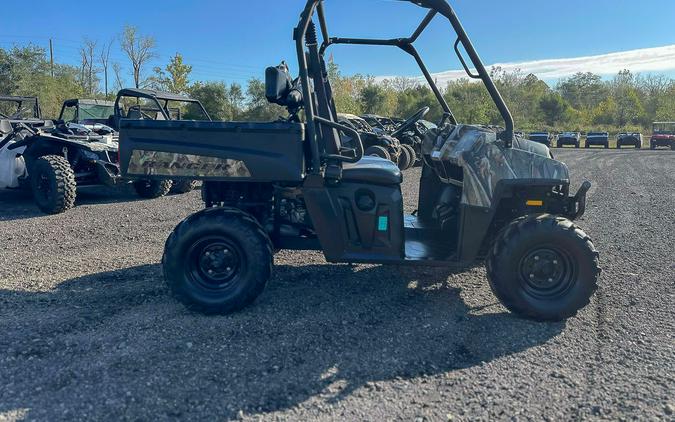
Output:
[557,139,579,145]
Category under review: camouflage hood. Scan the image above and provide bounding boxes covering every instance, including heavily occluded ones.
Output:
[423,125,570,208]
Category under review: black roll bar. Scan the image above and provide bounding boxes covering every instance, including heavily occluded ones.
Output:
[294,0,515,173]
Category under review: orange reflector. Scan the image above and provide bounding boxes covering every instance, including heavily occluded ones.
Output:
[526,200,544,207]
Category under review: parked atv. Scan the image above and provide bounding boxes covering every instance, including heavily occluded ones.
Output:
[557,132,581,148]
[585,132,609,149]
[616,132,642,149]
[119,0,600,322]
[337,113,413,170]
[650,122,675,150]
[0,103,122,214]
[528,132,552,147]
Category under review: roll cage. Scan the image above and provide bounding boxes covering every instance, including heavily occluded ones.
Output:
[0,96,42,120]
[293,0,515,174]
[114,88,211,122]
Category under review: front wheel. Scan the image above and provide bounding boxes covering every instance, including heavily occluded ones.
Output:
[486,215,600,321]
[133,179,172,199]
[29,155,77,214]
[162,208,273,314]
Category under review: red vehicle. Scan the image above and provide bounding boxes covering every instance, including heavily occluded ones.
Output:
[650,122,675,150]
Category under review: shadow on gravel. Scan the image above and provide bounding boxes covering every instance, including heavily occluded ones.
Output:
[0,187,147,222]
[0,263,564,420]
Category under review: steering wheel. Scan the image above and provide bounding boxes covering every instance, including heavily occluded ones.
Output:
[391,106,430,138]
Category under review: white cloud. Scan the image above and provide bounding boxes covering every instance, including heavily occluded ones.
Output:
[378,44,675,85]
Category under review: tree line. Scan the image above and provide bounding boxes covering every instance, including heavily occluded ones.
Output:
[1,26,673,132]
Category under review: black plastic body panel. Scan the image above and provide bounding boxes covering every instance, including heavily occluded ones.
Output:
[118,120,306,183]
[303,177,405,263]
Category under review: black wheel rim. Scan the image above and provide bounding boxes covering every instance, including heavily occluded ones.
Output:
[186,236,244,291]
[518,246,576,299]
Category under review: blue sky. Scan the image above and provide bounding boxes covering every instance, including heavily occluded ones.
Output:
[2,0,675,86]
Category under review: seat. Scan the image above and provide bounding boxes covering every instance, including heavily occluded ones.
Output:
[342,156,402,185]
[127,109,142,119]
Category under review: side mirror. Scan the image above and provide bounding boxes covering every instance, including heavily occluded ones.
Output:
[265,62,303,109]
[265,63,292,106]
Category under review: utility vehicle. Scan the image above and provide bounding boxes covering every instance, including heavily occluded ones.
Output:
[337,113,414,170]
[0,104,122,214]
[528,132,552,147]
[119,0,600,321]
[585,132,609,149]
[557,132,581,148]
[0,93,183,214]
[650,122,675,150]
[616,132,642,149]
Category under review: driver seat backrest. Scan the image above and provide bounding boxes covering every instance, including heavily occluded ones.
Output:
[127,109,142,120]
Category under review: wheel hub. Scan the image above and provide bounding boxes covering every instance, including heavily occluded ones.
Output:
[188,239,242,290]
[519,248,572,296]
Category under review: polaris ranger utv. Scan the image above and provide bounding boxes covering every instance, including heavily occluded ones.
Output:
[119,0,600,321]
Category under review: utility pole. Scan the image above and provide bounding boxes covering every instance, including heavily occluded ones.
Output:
[49,39,54,78]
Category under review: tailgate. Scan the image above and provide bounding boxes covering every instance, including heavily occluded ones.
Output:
[119,119,306,182]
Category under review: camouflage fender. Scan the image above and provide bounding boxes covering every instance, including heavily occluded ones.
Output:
[423,125,569,208]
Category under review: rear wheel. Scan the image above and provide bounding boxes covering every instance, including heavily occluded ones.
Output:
[29,155,76,214]
[604,142,609,149]
[162,208,273,314]
[365,145,391,161]
[486,215,600,321]
[671,143,675,151]
[171,179,198,194]
[650,142,656,150]
[133,179,172,199]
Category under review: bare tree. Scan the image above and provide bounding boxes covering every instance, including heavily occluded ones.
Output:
[120,26,157,88]
[100,38,114,97]
[112,62,124,92]
[79,38,99,96]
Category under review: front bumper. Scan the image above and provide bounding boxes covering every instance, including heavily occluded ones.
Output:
[568,181,591,220]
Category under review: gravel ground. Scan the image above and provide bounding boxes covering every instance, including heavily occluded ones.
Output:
[0,149,673,421]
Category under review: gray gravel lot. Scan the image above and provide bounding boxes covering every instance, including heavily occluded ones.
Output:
[0,150,673,421]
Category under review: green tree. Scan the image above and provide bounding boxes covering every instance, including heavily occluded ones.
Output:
[150,53,192,94]
[120,25,157,88]
[539,92,569,127]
